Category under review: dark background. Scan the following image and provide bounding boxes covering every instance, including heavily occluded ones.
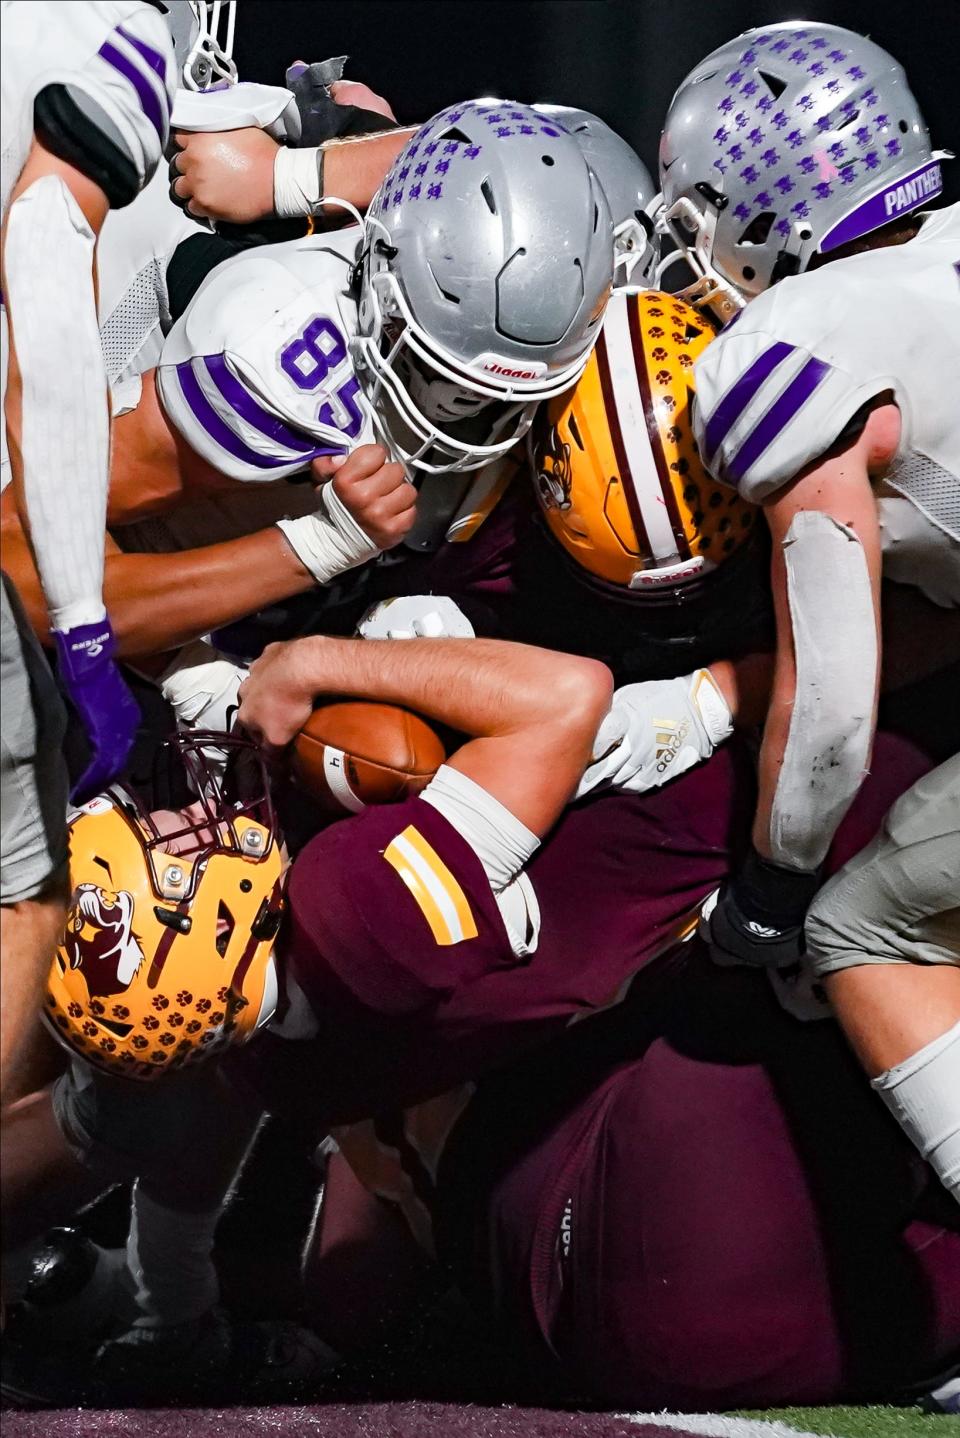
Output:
[235,0,960,203]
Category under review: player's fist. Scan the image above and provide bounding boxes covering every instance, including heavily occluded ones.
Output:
[329,444,416,551]
[170,128,278,223]
[236,640,316,751]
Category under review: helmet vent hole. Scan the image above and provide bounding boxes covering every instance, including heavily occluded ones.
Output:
[738,212,776,247]
[428,263,461,306]
[216,901,236,957]
[742,265,755,281]
[542,154,555,167]
[836,107,861,131]
[757,70,787,100]
[481,179,497,215]
[593,203,599,232]
[898,119,909,133]
[440,127,472,145]
[93,855,113,880]
[568,413,585,451]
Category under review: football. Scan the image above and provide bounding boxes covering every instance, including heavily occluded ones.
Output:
[291,700,446,814]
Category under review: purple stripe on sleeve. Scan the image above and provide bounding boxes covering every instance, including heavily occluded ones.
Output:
[116,25,169,84]
[725,356,832,484]
[97,40,166,140]
[702,340,795,462]
[203,355,344,458]
[176,361,294,472]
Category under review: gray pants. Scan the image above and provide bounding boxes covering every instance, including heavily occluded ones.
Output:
[807,755,960,977]
[0,574,69,903]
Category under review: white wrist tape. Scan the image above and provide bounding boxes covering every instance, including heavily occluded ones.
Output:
[159,640,247,731]
[577,667,732,799]
[5,176,109,631]
[771,511,877,870]
[276,482,380,584]
[273,143,323,217]
[871,1020,960,1204]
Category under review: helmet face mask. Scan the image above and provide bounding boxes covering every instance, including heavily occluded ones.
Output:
[354,100,614,475]
[660,22,946,305]
[163,0,238,91]
[533,290,757,598]
[46,734,283,1081]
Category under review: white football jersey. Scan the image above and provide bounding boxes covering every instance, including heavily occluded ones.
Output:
[157,227,377,482]
[1,0,175,217]
[693,207,960,549]
[97,165,202,409]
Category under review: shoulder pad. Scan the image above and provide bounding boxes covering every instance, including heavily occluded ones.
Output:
[157,233,375,482]
[693,285,888,502]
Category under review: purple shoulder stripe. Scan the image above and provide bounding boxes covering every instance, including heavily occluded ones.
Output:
[203,355,344,459]
[176,361,293,472]
[702,340,794,462]
[116,24,171,111]
[725,355,832,484]
[97,39,166,140]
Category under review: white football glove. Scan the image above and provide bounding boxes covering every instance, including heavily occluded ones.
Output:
[577,667,733,799]
[357,595,476,640]
[277,483,381,586]
[159,640,248,776]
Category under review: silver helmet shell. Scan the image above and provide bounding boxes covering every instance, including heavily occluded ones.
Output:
[534,105,658,286]
[659,22,946,312]
[355,100,614,475]
[163,0,237,91]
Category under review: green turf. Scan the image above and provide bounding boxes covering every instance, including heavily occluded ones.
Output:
[740,1407,954,1438]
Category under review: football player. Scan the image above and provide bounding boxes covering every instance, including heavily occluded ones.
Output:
[9,647,953,1406]
[0,0,176,1100]
[659,23,959,1199]
[1,633,611,1396]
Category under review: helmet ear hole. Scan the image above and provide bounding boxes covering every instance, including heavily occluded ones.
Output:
[739,212,776,247]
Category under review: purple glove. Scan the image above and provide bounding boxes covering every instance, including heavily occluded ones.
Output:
[54,620,140,802]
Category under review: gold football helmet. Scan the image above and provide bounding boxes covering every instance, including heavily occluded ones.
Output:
[45,734,284,1081]
[533,289,756,594]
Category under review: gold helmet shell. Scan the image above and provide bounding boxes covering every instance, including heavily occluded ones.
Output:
[45,735,284,1081]
[533,289,756,594]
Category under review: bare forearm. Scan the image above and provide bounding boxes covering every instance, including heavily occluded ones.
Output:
[287,636,606,739]
[709,651,774,729]
[2,522,314,657]
[320,130,415,216]
[239,637,612,834]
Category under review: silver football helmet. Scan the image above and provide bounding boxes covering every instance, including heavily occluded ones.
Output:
[659,22,947,318]
[354,100,614,475]
[534,105,658,287]
[162,1,238,91]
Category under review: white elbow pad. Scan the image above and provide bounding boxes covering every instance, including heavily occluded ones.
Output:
[770,511,877,871]
[4,175,108,630]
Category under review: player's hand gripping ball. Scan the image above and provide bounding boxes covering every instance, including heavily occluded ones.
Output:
[292,701,445,815]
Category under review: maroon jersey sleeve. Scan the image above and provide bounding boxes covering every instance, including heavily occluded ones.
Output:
[285,795,513,1018]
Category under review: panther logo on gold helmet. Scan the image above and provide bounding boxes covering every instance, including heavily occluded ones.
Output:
[533,289,756,595]
[45,734,284,1081]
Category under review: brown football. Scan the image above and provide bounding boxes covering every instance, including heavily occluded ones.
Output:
[291,700,446,815]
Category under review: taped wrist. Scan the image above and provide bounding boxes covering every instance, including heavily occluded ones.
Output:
[276,482,380,583]
[273,144,324,217]
[731,846,821,932]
